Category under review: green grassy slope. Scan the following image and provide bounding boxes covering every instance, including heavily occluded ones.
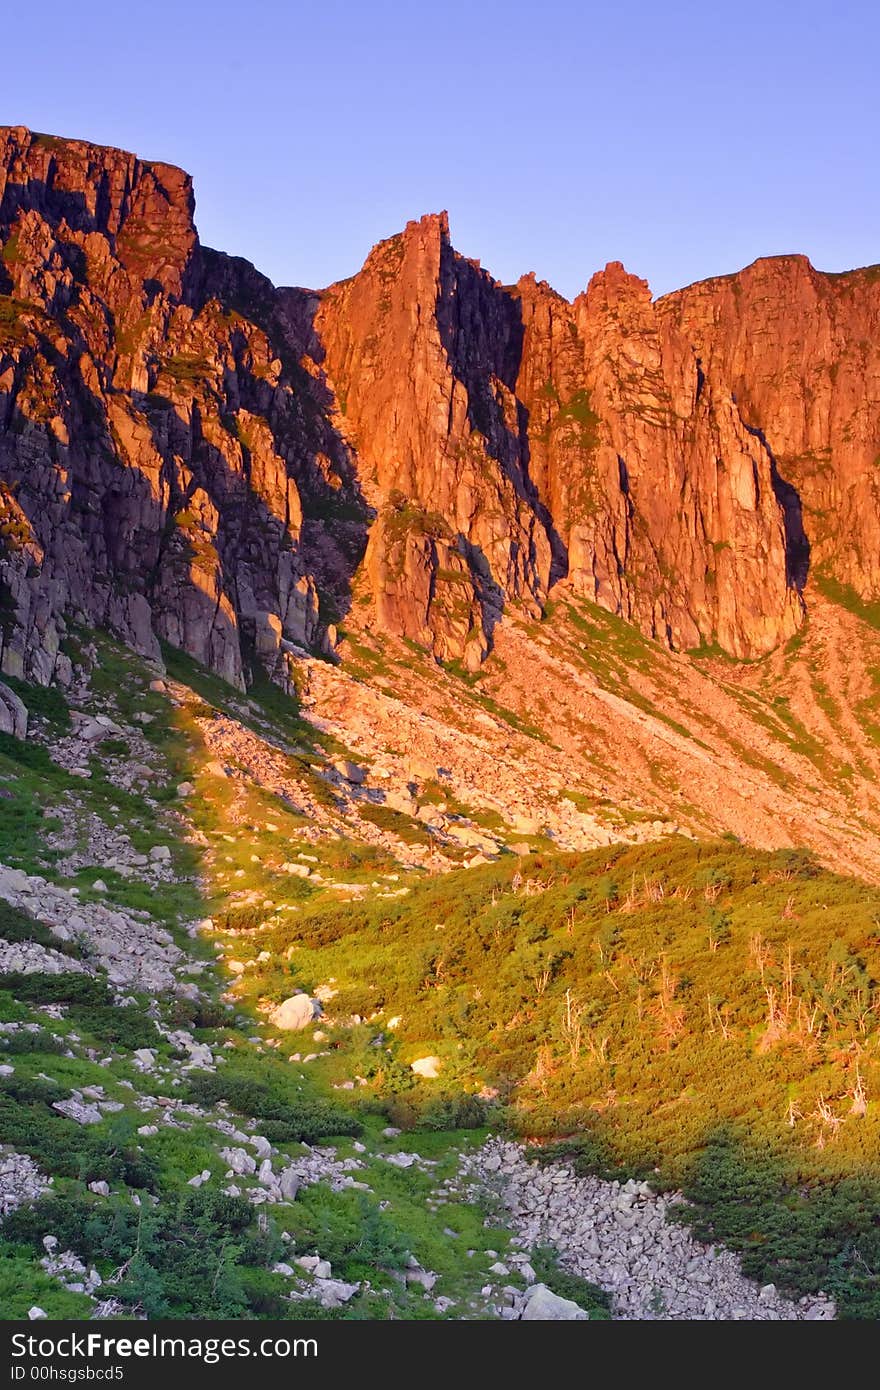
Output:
[241,838,880,1315]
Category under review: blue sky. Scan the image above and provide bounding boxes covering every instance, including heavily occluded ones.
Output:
[6,0,879,298]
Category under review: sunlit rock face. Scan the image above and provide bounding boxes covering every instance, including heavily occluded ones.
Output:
[314,219,805,663]
[660,255,880,603]
[4,126,877,684]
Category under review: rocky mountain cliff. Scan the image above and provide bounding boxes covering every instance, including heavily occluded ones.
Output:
[661,257,880,600]
[0,126,877,690]
[0,127,362,693]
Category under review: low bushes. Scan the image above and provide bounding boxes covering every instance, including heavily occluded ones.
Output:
[3,1189,283,1319]
[0,1085,159,1189]
[0,972,158,1050]
[187,1064,361,1143]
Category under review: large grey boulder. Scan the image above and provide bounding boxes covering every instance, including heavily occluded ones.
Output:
[269,993,320,1030]
[521,1284,589,1321]
[220,1147,256,1176]
[0,682,27,738]
[52,1097,103,1125]
[279,1167,301,1201]
[315,1278,359,1308]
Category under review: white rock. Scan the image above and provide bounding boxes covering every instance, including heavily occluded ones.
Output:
[411,1055,442,1079]
[332,759,366,785]
[316,1277,359,1306]
[522,1284,589,1321]
[52,1098,102,1125]
[220,1147,256,1176]
[281,862,311,878]
[270,994,319,1030]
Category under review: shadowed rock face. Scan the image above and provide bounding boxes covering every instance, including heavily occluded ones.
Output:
[0,127,874,686]
[0,126,363,690]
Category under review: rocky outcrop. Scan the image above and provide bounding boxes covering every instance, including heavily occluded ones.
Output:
[514,265,804,656]
[314,220,804,661]
[0,126,362,691]
[0,679,27,737]
[315,214,552,670]
[660,255,880,599]
[2,127,878,682]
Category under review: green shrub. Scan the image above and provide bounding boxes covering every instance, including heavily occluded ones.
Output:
[383,1091,488,1132]
[3,1188,279,1319]
[0,972,112,1007]
[0,971,156,1049]
[284,1186,408,1272]
[0,1027,64,1055]
[162,995,227,1031]
[187,1068,361,1143]
[0,1073,66,1107]
[0,1085,159,1189]
[72,1004,158,1051]
[679,1129,880,1318]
